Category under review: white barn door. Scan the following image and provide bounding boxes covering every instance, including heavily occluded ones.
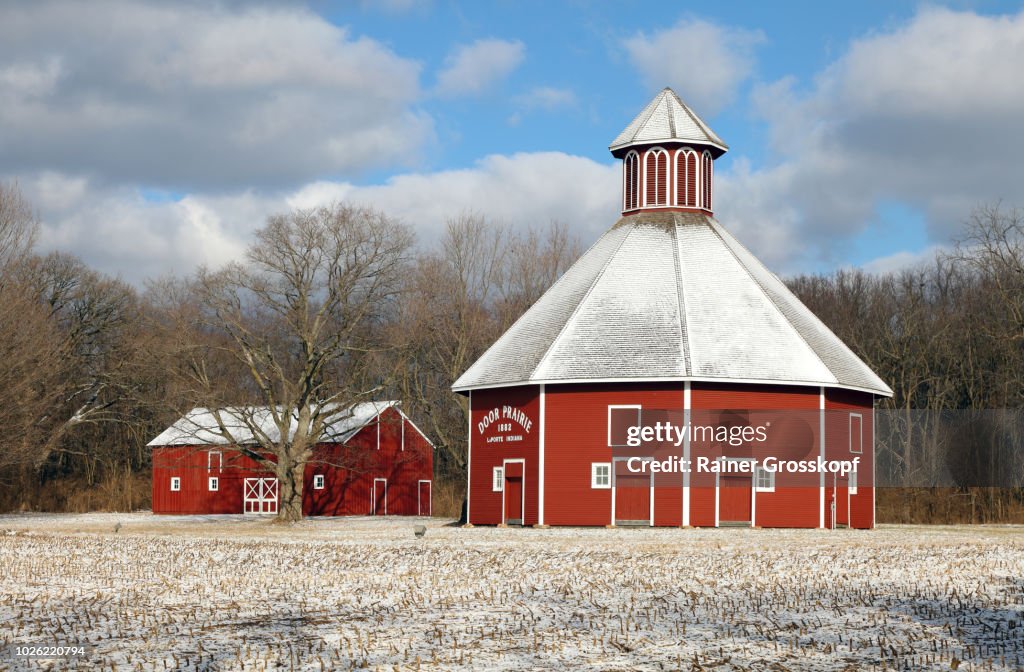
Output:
[244,478,279,515]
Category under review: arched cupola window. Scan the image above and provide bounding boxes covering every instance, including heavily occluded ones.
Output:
[701,150,713,211]
[674,149,698,208]
[623,151,640,211]
[644,148,668,207]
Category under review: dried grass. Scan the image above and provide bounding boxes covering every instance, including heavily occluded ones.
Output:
[0,515,1021,670]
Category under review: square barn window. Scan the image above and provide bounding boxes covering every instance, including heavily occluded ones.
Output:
[313,474,325,490]
[754,466,774,492]
[608,405,641,447]
[208,476,219,492]
[170,477,181,492]
[492,467,504,492]
[591,463,611,489]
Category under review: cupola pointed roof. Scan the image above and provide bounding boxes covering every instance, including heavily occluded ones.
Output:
[609,88,728,156]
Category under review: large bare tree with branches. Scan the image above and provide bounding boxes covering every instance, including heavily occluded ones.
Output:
[175,203,413,521]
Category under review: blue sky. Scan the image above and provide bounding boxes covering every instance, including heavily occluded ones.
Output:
[2,0,1023,282]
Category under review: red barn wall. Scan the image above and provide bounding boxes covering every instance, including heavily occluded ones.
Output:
[692,383,821,528]
[303,408,433,516]
[152,408,433,516]
[825,388,875,529]
[152,447,267,514]
[544,382,684,527]
[468,386,540,526]
[465,381,874,529]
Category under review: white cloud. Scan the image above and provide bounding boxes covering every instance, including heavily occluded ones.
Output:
[623,18,764,115]
[24,153,621,284]
[435,38,525,96]
[718,7,1024,272]
[0,0,430,190]
[859,246,947,275]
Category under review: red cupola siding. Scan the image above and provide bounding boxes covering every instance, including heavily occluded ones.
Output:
[452,89,892,530]
[149,402,433,517]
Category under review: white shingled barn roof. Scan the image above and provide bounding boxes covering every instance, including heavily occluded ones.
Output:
[609,88,728,154]
[452,212,892,396]
[147,401,400,447]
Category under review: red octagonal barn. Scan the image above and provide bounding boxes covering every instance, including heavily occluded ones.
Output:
[452,89,892,529]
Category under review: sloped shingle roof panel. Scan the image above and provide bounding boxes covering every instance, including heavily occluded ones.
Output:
[452,212,892,396]
[452,226,631,388]
[610,88,728,153]
[535,224,687,379]
[147,401,399,447]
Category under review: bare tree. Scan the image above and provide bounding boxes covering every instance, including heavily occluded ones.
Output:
[391,215,581,483]
[0,181,37,273]
[176,204,413,522]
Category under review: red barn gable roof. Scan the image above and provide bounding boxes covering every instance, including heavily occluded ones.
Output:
[452,212,892,396]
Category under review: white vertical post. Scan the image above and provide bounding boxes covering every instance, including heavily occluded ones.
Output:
[682,381,691,527]
[871,403,876,529]
[819,386,826,529]
[538,384,546,527]
[466,390,472,525]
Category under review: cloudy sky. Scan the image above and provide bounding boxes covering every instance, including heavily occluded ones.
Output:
[2,0,1023,284]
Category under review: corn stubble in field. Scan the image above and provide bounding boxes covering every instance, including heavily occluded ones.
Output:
[0,516,1022,671]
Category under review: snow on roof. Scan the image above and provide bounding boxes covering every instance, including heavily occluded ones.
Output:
[609,88,728,155]
[452,212,893,396]
[147,401,400,447]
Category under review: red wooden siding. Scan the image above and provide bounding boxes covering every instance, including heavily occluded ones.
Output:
[466,381,874,529]
[152,407,432,516]
[152,447,270,514]
[544,382,684,527]
[825,388,875,529]
[468,386,540,526]
[691,383,820,528]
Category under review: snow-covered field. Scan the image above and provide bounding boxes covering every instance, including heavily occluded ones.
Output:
[0,515,1022,671]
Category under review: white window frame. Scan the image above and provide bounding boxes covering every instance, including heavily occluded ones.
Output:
[754,466,775,493]
[642,147,669,208]
[591,462,611,489]
[607,404,641,447]
[170,477,181,492]
[313,474,325,490]
[850,413,863,454]
[207,450,222,472]
[208,476,219,492]
[849,470,858,495]
[492,466,504,492]
[623,150,640,211]
[674,148,696,207]
[701,150,713,210]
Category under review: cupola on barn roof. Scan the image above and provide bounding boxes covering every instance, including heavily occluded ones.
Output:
[452,88,892,398]
[609,87,728,157]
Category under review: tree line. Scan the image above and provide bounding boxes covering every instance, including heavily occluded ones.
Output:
[0,181,1020,521]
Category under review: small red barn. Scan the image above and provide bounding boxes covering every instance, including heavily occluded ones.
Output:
[149,401,433,516]
[452,89,892,529]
